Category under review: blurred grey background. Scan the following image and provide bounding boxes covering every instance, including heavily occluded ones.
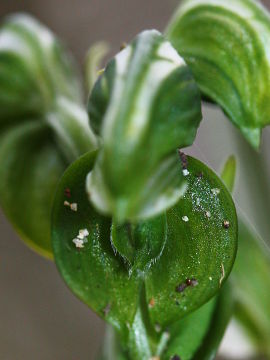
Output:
[1,0,270,359]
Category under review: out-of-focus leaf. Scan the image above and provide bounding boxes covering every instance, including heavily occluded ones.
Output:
[164,298,217,360]
[87,30,202,222]
[164,283,232,360]
[0,14,97,258]
[0,122,65,259]
[233,220,270,357]
[220,157,270,357]
[166,0,270,148]
[85,41,110,95]
[192,283,233,360]
[220,155,236,193]
[52,152,237,358]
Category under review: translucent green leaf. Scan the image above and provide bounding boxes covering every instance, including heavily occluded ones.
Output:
[220,155,236,193]
[192,283,233,360]
[166,0,270,148]
[52,152,237,357]
[87,30,202,222]
[220,153,270,356]
[85,41,110,95]
[0,14,97,258]
[233,221,270,356]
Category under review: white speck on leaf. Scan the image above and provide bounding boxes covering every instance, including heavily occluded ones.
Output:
[183,169,189,176]
[72,238,84,248]
[73,228,89,248]
[211,188,220,195]
[78,229,89,239]
[182,216,189,222]
[70,203,78,212]
[64,201,78,212]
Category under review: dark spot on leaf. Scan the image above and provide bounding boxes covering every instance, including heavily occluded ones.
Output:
[175,283,187,293]
[171,355,181,360]
[196,172,203,179]
[176,278,198,293]
[178,150,188,169]
[64,188,71,197]
[103,303,111,316]
[149,298,155,308]
[190,278,198,287]
[186,278,198,287]
[223,220,230,229]
[175,299,180,306]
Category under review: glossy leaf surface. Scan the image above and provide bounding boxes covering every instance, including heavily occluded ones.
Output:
[166,0,270,148]
[145,156,237,327]
[87,30,202,222]
[52,151,140,334]
[52,152,237,358]
[0,14,97,258]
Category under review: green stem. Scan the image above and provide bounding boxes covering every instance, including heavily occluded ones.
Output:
[99,325,126,360]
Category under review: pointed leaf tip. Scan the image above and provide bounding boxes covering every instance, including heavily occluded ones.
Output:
[241,127,261,150]
[220,155,237,194]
